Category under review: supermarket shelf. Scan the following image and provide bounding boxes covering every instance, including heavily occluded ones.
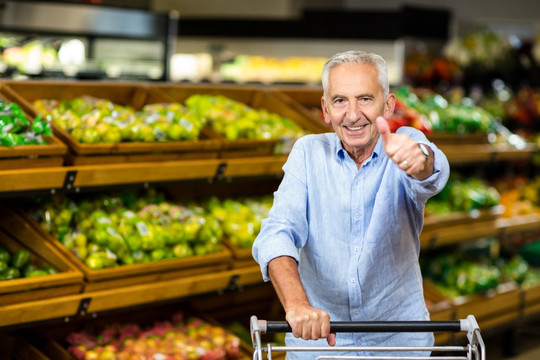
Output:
[0,156,287,195]
[496,213,540,233]
[0,266,262,329]
[440,143,537,164]
[420,217,500,248]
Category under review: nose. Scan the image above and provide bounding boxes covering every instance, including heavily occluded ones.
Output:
[346,101,360,121]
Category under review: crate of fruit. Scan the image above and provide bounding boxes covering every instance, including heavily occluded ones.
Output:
[0,82,67,169]
[0,190,233,292]
[422,251,521,335]
[0,203,83,306]
[148,83,329,158]
[28,304,251,360]
[205,195,272,268]
[3,80,222,165]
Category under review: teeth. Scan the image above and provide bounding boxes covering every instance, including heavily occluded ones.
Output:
[347,125,366,131]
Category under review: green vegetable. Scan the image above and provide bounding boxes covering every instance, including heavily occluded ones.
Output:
[11,249,31,269]
[25,269,48,277]
[1,267,21,280]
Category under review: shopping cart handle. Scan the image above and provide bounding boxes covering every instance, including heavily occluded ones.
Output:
[261,320,463,333]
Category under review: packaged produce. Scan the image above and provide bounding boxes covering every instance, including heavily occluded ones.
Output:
[0,99,52,147]
[32,190,223,269]
[33,97,207,144]
[206,196,272,249]
[185,94,307,141]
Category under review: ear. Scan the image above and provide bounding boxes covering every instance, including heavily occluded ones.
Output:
[383,93,396,120]
[321,96,331,125]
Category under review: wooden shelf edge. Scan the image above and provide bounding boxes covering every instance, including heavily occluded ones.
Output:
[440,143,537,164]
[0,166,67,193]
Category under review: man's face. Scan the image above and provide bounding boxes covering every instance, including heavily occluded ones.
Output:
[321,62,394,155]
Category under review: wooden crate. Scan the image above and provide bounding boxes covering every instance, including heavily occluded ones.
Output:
[268,85,331,131]
[222,239,258,268]
[2,80,221,164]
[29,302,253,360]
[0,203,233,292]
[0,83,67,169]
[148,83,329,158]
[423,205,504,232]
[522,278,540,318]
[0,205,83,306]
[424,281,520,335]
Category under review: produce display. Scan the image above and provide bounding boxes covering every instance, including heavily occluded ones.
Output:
[0,99,52,147]
[33,98,206,144]
[493,175,540,217]
[206,196,272,249]
[184,94,307,141]
[393,87,496,134]
[65,312,241,360]
[0,244,58,280]
[425,175,500,216]
[34,190,223,269]
[31,190,272,269]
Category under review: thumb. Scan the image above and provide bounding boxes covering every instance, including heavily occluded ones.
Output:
[376,116,391,145]
[327,333,336,347]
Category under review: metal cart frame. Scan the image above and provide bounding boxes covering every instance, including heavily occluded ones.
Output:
[250,315,485,360]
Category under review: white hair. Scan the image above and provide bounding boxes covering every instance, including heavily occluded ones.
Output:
[321,50,390,100]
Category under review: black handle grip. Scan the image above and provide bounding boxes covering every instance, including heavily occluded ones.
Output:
[265,320,462,333]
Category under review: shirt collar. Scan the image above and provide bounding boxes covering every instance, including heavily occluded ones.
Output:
[334,133,383,165]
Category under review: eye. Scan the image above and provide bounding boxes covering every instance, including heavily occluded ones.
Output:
[333,98,347,108]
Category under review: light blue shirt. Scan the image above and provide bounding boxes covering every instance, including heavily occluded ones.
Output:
[252,127,450,358]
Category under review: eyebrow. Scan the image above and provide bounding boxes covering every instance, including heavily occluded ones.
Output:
[331,93,374,101]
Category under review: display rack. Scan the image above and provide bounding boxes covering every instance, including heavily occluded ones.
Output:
[0,1,178,81]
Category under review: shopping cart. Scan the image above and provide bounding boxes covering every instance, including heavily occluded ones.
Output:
[250,315,485,360]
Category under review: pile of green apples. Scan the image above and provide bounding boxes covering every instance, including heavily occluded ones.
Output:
[185,94,307,141]
[33,97,206,144]
[34,191,273,269]
[36,191,222,270]
[206,196,272,249]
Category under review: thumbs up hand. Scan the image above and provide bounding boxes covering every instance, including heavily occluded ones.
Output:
[376,116,433,180]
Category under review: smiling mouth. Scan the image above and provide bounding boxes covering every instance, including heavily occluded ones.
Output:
[345,124,368,131]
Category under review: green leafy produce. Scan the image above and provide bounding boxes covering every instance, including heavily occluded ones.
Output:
[426,175,500,215]
[395,87,496,134]
[422,249,502,297]
[0,99,52,147]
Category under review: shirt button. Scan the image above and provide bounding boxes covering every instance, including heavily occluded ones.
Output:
[354,213,360,219]
[354,246,359,252]
[355,180,359,185]
[351,278,356,283]
[353,310,359,315]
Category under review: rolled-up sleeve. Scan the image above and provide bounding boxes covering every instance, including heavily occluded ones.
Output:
[252,140,309,282]
[396,127,450,208]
